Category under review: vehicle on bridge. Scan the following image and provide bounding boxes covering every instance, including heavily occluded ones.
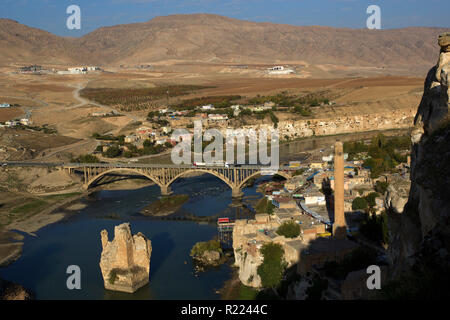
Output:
[193,161,230,167]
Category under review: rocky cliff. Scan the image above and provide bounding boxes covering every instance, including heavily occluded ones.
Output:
[99,223,152,293]
[219,107,416,141]
[385,33,450,298]
[234,246,263,288]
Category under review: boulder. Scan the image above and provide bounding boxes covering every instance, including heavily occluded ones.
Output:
[99,223,152,293]
[202,250,221,263]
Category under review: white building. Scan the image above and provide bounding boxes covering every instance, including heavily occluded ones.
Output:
[5,121,18,127]
[230,105,241,116]
[208,114,228,121]
[267,66,294,75]
[124,135,138,144]
[155,138,167,145]
[161,126,172,134]
[20,118,32,126]
[68,67,87,74]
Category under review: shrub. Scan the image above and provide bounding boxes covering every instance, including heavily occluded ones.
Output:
[71,154,100,163]
[109,269,118,284]
[190,240,222,257]
[257,243,285,288]
[277,221,300,238]
[293,168,306,176]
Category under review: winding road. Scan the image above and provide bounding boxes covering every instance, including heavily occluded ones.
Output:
[68,82,141,122]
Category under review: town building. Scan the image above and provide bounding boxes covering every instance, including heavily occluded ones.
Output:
[208,114,228,121]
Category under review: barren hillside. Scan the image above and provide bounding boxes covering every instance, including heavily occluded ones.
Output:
[0,14,448,73]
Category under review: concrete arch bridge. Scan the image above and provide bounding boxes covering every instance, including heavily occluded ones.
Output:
[64,163,293,198]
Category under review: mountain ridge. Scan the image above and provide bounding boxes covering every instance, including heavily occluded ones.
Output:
[0,14,448,73]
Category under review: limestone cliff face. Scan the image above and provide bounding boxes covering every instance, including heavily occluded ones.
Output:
[233,247,263,288]
[386,33,450,295]
[232,219,271,288]
[99,223,152,293]
[213,107,415,140]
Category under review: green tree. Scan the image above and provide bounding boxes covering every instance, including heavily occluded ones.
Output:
[72,154,100,163]
[147,111,159,120]
[269,111,278,128]
[123,151,134,158]
[117,135,125,145]
[277,221,300,238]
[257,243,285,288]
[104,145,121,158]
[360,212,389,245]
[375,181,389,194]
[352,197,368,210]
[365,192,380,208]
[143,139,154,148]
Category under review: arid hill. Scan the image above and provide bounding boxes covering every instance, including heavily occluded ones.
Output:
[0,14,448,73]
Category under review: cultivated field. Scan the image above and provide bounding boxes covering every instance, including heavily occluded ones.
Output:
[0,62,425,162]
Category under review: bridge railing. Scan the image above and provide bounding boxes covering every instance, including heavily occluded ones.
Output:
[2,161,299,171]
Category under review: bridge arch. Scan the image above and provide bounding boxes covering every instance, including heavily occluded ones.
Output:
[85,168,164,189]
[237,170,290,189]
[166,169,234,189]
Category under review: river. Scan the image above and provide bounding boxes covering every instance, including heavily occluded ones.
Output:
[0,173,270,300]
[0,129,409,299]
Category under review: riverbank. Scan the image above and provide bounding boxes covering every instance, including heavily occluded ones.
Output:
[0,190,88,267]
[219,268,260,300]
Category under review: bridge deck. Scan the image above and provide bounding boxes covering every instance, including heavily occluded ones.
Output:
[2,161,299,171]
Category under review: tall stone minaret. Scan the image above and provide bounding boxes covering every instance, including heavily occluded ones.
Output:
[332,141,347,239]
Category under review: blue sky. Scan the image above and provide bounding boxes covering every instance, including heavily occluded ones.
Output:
[1,0,449,37]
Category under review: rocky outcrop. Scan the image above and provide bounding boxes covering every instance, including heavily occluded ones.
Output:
[190,239,223,268]
[384,176,411,215]
[232,218,279,288]
[222,108,416,141]
[233,246,263,288]
[385,33,450,298]
[0,278,33,300]
[99,223,152,293]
